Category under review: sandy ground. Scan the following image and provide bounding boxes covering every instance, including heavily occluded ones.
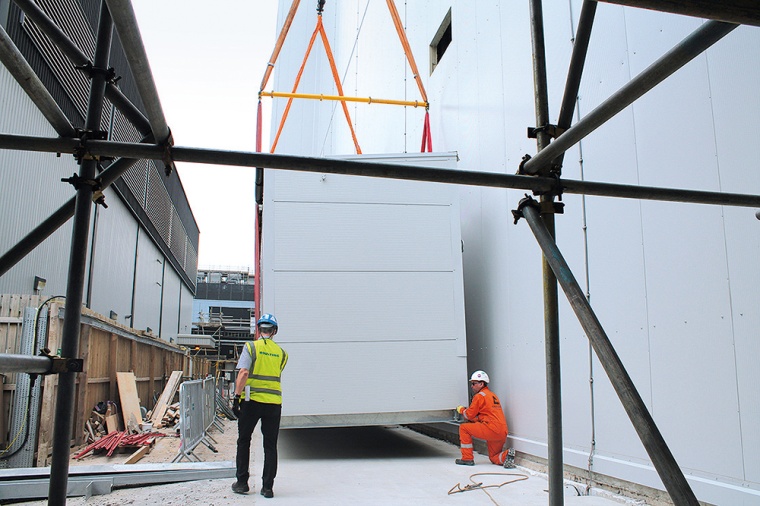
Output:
[10,420,639,506]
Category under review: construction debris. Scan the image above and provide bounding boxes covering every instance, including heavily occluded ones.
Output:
[150,370,183,428]
[159,402,180,427]
[74,431,171,460]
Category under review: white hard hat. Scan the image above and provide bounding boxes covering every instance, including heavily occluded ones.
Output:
[470,370,490,383]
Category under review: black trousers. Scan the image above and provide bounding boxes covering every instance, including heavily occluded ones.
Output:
[235,400,282,489]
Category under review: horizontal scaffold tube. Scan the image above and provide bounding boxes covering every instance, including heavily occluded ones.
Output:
[260,91,427,108]
[1,134,759,209]
[0,353,52,374]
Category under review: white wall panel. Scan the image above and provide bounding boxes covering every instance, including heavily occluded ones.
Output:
[263,151,467,422]
[280,340,466,416]
[273,271,461,344]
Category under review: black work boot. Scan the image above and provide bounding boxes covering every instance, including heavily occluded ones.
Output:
[232,481,249,494]
[455,458,475,466]
[260,487,274,498]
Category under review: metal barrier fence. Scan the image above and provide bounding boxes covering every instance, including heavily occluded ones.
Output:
[202,376,224,433]
[173,377,221,462]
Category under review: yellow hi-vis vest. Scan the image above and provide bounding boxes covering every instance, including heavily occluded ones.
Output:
[244,338,288,404]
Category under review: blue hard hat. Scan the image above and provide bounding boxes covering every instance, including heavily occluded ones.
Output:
[257,313,278,328]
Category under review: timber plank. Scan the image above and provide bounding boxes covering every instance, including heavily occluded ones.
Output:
[116,372,143,432]
[124,444,150,464]
[149,370,182,427]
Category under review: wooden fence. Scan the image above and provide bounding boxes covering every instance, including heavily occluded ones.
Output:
[0,294,210,467]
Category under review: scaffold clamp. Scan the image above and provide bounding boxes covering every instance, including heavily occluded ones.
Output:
[75,62,118,84]
[512,194,564,224]
[38,349,84,374]
[527,124,564,139]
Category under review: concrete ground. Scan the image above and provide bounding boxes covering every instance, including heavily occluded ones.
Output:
[14,423,640,505]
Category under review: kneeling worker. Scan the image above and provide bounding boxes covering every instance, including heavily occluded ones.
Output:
[455,370,512,467]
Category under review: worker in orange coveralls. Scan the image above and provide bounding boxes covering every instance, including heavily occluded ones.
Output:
[455,370,514,467]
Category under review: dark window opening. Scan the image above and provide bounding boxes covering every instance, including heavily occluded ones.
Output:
[430,9,452,74]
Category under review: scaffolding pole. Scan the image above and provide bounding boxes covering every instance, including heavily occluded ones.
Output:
[527,1,564,504]
[521,20,737,175]
[515,197,699,505]
[0,134,759,209]
[47,3,112,504]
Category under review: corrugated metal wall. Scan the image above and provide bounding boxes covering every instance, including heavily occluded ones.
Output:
[88,191,138,322]
[178,283,194,335]
[160,265,181,339]
[0,62,80,297]
[130,229,163,333]
[271,1,760,503]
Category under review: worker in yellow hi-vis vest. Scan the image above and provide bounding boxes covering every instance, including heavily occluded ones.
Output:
[231,313,288,498]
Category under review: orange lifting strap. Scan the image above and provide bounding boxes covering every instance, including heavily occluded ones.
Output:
[257,0,432,154]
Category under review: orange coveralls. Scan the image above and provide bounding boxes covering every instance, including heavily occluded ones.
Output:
[459,386,509,464]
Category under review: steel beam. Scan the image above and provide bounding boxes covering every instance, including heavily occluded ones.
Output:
[47,4,112,504]
[12,0,151,136]
[0,25,75,137]
[517,197,699,505]
[0,134,759,209]
[521,20,737,175]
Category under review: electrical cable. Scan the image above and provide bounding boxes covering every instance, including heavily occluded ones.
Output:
[0,296,64,460]
[0,375,38,459]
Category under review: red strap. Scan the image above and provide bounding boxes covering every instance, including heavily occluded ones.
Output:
[256,100,263,153]
[421,111,433,152]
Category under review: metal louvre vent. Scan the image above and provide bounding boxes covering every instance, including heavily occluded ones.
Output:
[110,105,142,143]
[185,241,198,282]
[145,162,172,246]
[20,0,198,284]
[22,0,94,121]
[123,158,148,207]
[169,206,186,265]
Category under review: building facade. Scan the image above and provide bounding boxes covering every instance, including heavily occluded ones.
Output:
[191,268,255,360]
[0,0,198,340]
[268,1,760,504]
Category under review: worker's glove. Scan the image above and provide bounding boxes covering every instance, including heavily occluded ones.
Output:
[456,405,466,415]
[232,395,241,417]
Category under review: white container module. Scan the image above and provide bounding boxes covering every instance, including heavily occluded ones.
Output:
[261,152,468,428]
